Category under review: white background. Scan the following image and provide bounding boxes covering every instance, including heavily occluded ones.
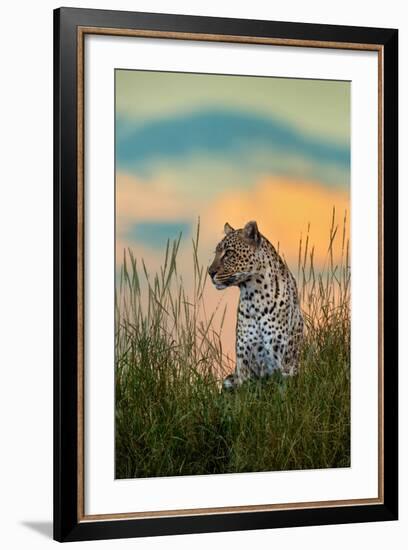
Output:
[0,0,406,548]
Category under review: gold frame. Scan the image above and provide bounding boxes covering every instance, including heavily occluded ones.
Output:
[76,27,384,523]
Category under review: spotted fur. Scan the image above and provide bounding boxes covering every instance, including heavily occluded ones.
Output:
[208,221,303,390]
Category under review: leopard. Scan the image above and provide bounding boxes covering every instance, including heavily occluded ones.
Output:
[208,220,304,390]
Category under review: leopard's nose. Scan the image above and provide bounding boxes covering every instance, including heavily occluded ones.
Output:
[208,266,217,279]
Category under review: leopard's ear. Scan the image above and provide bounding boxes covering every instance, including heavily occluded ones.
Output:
[243,220,261,246]
[224,222,235,235]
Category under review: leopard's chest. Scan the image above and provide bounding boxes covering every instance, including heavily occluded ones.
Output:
[237,273,284,343]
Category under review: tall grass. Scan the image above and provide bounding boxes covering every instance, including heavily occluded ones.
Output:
[115,213,350,478]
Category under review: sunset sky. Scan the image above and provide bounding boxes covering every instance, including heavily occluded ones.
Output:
[115,69,350,359]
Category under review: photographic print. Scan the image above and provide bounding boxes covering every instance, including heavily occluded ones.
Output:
[114,69,351,479]
[54,9,398,541]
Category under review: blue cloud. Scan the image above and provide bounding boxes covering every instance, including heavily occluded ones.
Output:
[116,108,350,175]
[127,221,191,249]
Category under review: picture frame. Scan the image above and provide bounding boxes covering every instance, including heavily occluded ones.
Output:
[53,7,398,542]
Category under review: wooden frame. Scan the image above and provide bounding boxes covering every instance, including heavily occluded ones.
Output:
[54,7,398,542]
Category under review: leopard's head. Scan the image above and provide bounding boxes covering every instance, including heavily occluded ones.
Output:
[208,221,262,290]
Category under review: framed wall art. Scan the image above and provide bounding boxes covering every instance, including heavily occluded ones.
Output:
[54,7,398,542]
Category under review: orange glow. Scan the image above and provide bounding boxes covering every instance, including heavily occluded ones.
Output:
[200,177,350,271]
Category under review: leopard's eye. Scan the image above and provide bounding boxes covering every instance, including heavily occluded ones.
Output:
[224,249,235,259]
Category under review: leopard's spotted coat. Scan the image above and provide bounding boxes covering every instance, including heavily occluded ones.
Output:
[208,221,303,390]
